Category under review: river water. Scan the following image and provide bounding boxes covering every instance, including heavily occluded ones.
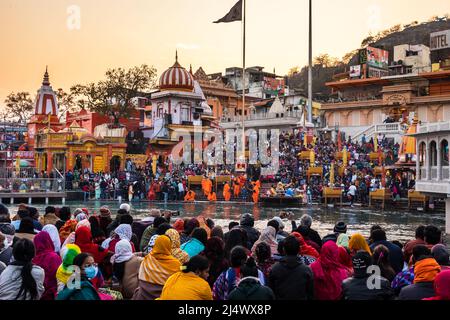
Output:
[6,200,446,243]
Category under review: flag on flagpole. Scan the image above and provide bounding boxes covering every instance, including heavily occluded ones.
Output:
[213,0,243,23]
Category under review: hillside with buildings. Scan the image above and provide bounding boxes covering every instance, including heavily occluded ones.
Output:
[288,17,450,101]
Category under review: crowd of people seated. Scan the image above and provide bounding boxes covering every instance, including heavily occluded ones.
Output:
[0,203,448,300]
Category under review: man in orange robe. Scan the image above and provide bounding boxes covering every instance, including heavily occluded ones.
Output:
[252,180,260,203]
[233,178,241,198]
[223,182,231,201]
[208,191,217,202]
[201,177,208,196]
[184,189,196,202]
[202,177,212,197]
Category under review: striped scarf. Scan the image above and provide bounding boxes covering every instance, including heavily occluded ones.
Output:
[139,235,181,285]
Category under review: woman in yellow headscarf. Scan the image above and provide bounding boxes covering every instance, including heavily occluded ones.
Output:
[348,233,372,257]
[165,229,189,265]
[132,235,181,300]
[159,255,212,300]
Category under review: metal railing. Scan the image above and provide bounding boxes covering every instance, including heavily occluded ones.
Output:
[0,178,65,193]
[222,110,303,123]
[352,122,405,143]
[0,168,38,179]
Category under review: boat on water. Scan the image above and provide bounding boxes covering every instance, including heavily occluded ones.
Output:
[260,196,302,207]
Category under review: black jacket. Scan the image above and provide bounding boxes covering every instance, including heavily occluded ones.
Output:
[240,215,260,249]
[342,275,394,300]
[228,277,275,300]
[268,255,314,300]
[398,282,435,300]
[291,222,322,248]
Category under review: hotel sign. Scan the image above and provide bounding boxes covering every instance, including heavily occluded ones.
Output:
[430,29,450,51]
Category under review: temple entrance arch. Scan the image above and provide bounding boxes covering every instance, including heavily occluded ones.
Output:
[74,155,82,171]
[110,156,121,172]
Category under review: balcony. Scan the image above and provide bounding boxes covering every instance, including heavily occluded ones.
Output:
[220,110,303,129]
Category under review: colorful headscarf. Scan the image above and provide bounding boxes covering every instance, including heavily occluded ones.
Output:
[114,224,132,241]
[111,239,133,264]
[338,246,353,270]
[310,241,349,300]
[252,226,278,257]
[102,224,133,249]
[59,219,77,242]
[76,219,91,230]
[139,235,181,285]
[165,229,189,264]
[292,232,320,258]
[348,233,372,255]
[414,258,441,284]
[337,233,349,248]
[145,235,159,254]
[33,231,62,299]
[42,224,61,253]
[56,244,81,285]
[75,226,109,263]
[172,219,185,233]
[429,270,450,300]
[76,213,88,222]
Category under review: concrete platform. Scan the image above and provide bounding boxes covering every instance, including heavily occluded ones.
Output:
[0,192,67,205]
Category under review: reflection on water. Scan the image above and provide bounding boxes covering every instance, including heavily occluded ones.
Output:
[9,201,445,243]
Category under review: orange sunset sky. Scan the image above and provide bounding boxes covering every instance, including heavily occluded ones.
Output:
[0,0,449,110]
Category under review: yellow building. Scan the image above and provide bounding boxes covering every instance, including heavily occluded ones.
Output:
[34,121,127,173]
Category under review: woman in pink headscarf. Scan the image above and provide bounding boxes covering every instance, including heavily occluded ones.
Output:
[33,231,62,300]
[310,241,350,300]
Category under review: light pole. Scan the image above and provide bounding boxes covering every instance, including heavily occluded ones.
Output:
[307,0,313,124]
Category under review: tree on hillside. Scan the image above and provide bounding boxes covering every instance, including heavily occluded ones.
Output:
[288,66,300,76]
[342,49,359,64]
[71,64,157,126]
[56,88,80,121]
[3,92,34,124]
[428,15,439,22]
[313,54,341,68]
[360,24,404,47]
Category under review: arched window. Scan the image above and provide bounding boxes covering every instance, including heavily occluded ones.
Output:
[429,140,437,166]
[419,141,426,166]
[441,139,449,166]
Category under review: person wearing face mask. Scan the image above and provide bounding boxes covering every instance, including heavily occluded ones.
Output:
[56,253,101,300]
[159,255,212,300]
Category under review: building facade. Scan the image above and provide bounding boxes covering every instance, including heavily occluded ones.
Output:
[145,55,215,158]
[413,121,450,238]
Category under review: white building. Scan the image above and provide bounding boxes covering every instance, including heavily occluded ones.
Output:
[413,121,450,239]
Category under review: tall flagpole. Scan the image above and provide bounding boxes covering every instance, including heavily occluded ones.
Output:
[241,0,246,166]
[307,0,313,124]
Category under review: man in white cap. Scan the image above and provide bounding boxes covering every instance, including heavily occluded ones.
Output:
[119,203,131,213]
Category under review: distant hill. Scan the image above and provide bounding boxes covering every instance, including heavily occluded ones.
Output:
[288,18,450,101]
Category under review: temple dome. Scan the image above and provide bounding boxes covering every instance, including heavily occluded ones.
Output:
[159,52,194,91]
[34,66,59,116]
